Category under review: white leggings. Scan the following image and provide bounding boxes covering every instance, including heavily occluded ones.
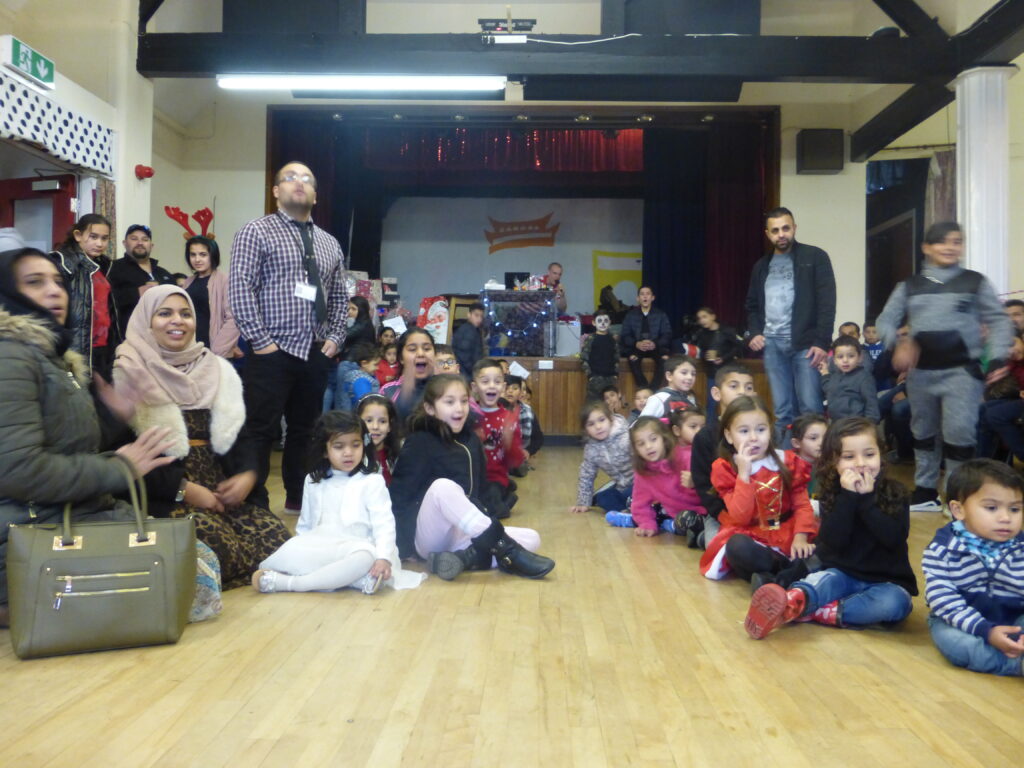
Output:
[413,479,541,562]
[276,551,376,592]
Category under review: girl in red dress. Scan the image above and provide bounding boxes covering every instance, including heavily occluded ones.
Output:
[699,395,819,586]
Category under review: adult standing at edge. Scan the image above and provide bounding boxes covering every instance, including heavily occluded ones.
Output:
[229,161,348,512]
[108,224,175,340]
[745,207,836,442]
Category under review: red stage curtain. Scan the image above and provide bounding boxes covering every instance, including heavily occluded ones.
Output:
[362,128,644,173]
[703,122,772,330]
[267,111,774,305]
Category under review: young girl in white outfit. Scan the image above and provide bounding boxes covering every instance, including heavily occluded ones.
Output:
[252,411,425,594]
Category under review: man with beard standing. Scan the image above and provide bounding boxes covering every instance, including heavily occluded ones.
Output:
[107,224,174,339]
[229,161,347,512]
[745,207,836,443]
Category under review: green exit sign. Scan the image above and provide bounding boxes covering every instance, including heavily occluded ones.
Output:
[1,35,55,90]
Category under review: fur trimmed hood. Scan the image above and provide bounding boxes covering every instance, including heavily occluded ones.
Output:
[118,356,246,459]
[0,308,89,387]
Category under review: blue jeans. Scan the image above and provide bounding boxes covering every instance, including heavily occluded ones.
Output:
[928,613,1024,677]
[763,336,823,442]
[878,384,913,458]
[593,482,632,512]
[794,568,912,626]
[977,398,1024,462]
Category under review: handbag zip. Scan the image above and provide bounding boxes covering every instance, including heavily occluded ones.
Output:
[53,586,150,610]
[55,571,151,583]
[52,571,152,610]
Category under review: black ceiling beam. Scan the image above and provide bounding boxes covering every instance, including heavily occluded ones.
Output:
[337,0,367,36]
[955,0,1024,65]
[137,32,952,83]
[851,0,1024,161]
[601,0,626,35]
[850,80,953,161]
[138,0,166,32]
[871,0,947,39]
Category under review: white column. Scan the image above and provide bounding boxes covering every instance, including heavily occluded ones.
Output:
[954,65,1017,293]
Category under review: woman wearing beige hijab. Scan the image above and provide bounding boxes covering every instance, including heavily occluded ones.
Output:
[114,285,290,588]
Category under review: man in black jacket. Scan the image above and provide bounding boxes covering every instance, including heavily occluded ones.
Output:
[745,207,836,442]
[620,285,672,389]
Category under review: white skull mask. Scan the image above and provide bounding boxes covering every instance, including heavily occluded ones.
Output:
[594,315,611,332]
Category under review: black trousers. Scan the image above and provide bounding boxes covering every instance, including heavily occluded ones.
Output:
[243,345,329,508]
[724,533,794,583]
[627,350,666,389]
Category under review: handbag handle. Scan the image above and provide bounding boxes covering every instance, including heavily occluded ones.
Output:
[60,455,150,547]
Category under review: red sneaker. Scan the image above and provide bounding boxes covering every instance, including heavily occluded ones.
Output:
[806,600,840,626]
[745,584,806,639]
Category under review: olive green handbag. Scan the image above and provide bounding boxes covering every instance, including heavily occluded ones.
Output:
[6,459,197,659]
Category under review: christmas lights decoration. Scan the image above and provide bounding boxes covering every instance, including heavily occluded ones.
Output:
[481,289,557,356]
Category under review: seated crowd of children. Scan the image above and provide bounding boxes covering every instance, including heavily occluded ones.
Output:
[254,326,554,604]
[260,287,1022,681]
[572,339,1023,678]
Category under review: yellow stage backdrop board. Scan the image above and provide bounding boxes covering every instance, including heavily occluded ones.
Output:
[592,250,642,310]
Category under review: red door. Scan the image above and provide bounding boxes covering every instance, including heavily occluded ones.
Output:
[0,174,77,251]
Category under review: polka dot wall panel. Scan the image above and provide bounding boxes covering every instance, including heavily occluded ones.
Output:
[0,73,114,175]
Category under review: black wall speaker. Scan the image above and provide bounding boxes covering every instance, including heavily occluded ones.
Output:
[797,129,845,175]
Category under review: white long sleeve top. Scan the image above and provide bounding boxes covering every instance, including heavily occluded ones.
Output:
[297,470,398,563]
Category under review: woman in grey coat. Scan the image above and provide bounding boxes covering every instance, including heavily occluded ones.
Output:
[0,239,172,627]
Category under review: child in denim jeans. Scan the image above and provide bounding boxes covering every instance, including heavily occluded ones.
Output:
[744,418,916,638]
[922,459,1024,676]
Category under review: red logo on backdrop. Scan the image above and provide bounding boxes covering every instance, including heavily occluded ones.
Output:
[484,212,560,254]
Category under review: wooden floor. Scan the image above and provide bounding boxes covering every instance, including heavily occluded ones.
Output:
[1,448,1021,768]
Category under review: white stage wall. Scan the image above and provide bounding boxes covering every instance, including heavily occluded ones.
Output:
[380,197,644,314]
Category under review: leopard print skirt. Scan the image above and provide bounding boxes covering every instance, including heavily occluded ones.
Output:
[172,410,292,589]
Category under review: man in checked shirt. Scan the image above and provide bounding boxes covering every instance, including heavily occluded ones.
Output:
[230,161,348,512]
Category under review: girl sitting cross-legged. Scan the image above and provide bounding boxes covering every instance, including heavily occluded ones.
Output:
[253,410,425,595]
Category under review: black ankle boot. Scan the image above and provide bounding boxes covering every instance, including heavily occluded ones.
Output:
[427,545,492,581]
[473,520,555,579]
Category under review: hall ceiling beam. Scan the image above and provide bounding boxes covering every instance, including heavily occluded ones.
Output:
[137,32,951,84]
[955,0,1024,65]
[871,0,947,39]
[601,0,626,35]
[851,0,1024,161]
[850,80,954,161]
[138,0,166,32]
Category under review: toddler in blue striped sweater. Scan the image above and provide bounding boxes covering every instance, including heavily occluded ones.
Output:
[923,459,1024,676]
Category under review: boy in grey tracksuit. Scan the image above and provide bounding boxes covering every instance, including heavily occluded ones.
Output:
[876,221,1014,510]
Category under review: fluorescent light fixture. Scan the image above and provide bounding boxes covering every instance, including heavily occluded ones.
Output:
[217,74,507,92]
